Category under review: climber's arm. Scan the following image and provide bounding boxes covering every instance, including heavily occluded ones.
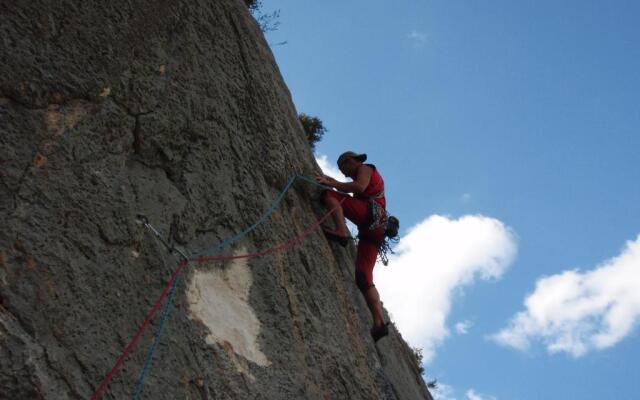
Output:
[316,165,372,194]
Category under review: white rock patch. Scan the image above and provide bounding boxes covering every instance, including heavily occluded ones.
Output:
[186,249,270,372]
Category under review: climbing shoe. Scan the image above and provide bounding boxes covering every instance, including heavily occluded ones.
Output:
[322,229,350,247]
[371,322,390,342]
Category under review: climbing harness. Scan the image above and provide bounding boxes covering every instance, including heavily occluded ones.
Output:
[362,191,400,267]
[377,216,400,267]
[385,216,400,239]
[366,198,387,231]
[377,236,399,266]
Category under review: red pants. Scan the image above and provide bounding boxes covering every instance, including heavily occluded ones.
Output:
[323,190,385,292]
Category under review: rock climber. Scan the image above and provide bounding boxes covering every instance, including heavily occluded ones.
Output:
[316,151,390,342]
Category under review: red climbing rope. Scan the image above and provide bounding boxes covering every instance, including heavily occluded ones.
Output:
[90,260,188,400]
[90,197,345,400]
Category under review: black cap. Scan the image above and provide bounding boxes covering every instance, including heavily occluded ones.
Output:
[337,151,367,166]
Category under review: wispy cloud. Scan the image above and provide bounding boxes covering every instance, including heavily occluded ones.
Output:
[455,320,473,335]
[466,389,497,400]
[431,384,497,400]
[492,234,640,357]
[376,215,517,362]
[408,30,429,47]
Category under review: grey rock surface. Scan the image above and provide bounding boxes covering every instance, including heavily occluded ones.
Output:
[0,1,433,399]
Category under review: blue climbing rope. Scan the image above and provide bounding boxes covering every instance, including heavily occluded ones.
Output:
[131,273,182,399]
[190,175,297,258]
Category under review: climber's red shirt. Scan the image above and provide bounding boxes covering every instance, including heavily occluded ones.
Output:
[354,164,386,208]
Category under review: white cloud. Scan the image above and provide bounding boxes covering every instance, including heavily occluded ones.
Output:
[492,234,640,357]
[432,382,457,400]
[408,30,428,46]
[316,154,342,180]
[431,383,497,400]
[466,390,482,400]
[466,389,496,400]
[376,215,517,362]
[455,320,473,335]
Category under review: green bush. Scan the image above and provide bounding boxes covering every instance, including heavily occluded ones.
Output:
[299,113,327,150]
[411,346,438,389]
[411,346,425,374]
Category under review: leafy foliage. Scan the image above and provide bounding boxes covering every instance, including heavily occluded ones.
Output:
[245,0,258,10]
[246,0,281,33]
[299,113,327,150]
[411,346,438,390]
[411,346,425,374]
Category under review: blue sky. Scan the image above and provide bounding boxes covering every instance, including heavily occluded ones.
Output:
[261,1,640,399]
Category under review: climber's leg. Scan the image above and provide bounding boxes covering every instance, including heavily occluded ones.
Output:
[323,191,349,237]
[365,286,385,329]
[355,236,385,329]
[322,190,368,237]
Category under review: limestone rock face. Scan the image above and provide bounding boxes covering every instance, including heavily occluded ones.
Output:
[0,1,432,399]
